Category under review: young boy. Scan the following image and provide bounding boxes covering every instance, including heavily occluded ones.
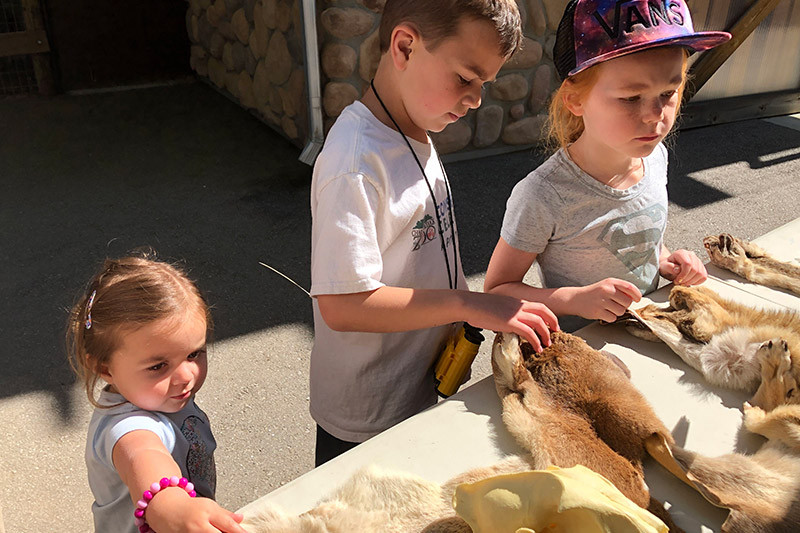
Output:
[309,0,559,466]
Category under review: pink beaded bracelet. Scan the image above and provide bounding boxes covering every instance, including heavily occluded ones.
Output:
[133,476,196,533]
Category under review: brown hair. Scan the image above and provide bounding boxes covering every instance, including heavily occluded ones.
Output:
[66,254,212,408]
[547,49,691,152]
[378,0,523,58]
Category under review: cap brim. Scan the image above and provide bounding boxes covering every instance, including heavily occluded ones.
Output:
[569,31,731,78]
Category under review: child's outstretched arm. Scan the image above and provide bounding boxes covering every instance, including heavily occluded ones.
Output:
[113,430,246,533]
[659,245,708,286]
[317,286,558,352]
[484,237,642,323]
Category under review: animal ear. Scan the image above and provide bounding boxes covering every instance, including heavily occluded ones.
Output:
[600,350,631,379]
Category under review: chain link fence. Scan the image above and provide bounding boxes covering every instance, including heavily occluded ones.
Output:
[1,0,39,96]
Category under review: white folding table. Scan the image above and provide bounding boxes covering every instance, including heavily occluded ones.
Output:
[239,218,800,532]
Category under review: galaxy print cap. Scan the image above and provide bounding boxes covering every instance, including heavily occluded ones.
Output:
[554,0,731,80]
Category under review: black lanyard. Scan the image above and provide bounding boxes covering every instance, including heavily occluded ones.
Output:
[370,79,459,291]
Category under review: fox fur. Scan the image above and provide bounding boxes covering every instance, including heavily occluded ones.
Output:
[620,232,800,531]
[627,285,800,410]
[646,336,800,532]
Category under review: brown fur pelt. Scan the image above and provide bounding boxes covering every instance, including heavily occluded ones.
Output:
[646,341,800,532]
[625,285,800,410]
[491,330,683,532]
[704,233,800,296]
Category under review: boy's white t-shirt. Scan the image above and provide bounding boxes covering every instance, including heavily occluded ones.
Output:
[85,390,217,533]
[501,144,669,330]
[310,100,466,442]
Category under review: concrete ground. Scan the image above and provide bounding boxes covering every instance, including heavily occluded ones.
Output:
[1,81,798,531]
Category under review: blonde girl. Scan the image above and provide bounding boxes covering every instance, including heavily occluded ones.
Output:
[485,0,730,331]
[67,255,245,533]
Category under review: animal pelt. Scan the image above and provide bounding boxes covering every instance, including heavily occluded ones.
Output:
[491,330,683,532]
[704,233,800,296]
[645,337,800,532]
[242,331,682,532]
[240,457,535,533]
[625,285,800,410]
[621,281,800,531]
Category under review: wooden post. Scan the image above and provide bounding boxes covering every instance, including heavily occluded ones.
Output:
[684,0,784,103]
[20,0,55,95]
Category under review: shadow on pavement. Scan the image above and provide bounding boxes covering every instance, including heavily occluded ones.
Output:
[1,83,313,421]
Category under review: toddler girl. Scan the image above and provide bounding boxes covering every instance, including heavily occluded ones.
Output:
[67,255,245,533]
[485,0,730,331]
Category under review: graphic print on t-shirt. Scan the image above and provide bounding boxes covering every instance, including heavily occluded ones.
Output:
[412,214,437,251]
[412,195,457,252]
[181,415,216,497]
[596,204,667,283]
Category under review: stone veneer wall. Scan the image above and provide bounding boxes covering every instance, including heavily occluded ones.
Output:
[319,0,568,154]
[186,0,569,156]
[185,0,308,144]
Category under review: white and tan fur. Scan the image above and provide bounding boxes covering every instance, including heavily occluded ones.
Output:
[624,233,800,400]
[626,285,800,410]
[241,458,536,532]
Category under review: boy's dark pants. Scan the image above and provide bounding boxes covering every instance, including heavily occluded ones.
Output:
[315,425,359,467]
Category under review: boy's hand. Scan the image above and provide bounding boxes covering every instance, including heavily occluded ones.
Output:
[145,490,246,533]
[468,293,559,352]
[659,249,707,286]
[571,278,642,322]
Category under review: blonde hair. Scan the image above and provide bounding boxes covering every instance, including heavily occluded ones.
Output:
[66,253,211,408]
[546,49,691,152]
[378,0,523,58]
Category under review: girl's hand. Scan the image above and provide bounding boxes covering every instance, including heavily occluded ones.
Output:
[145,489,246,533]
[659,249,707,286]
[466,293,559,353]
[571,278,642,322]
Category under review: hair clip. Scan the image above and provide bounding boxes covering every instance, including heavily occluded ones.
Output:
[85,290,96,330]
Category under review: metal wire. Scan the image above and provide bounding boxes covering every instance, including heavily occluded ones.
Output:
[0,55,37,95]
[0,0,25,33]
[0,1,39,95]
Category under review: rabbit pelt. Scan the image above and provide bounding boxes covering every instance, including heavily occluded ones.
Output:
[491,330,682,532]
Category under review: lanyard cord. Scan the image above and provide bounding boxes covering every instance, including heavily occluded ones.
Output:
[370,79,459,291]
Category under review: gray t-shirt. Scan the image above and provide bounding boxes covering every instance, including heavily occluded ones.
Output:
[501,144,669,330]
[86,390,217,533]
